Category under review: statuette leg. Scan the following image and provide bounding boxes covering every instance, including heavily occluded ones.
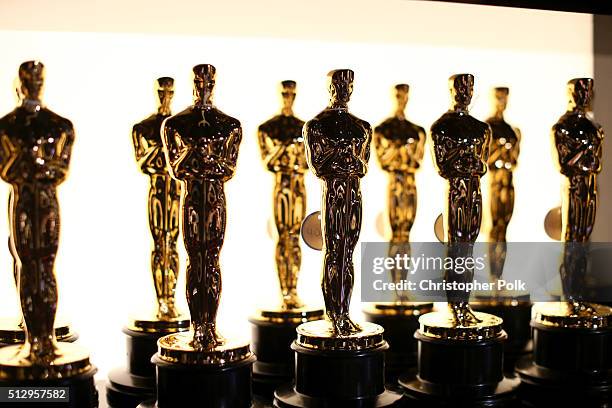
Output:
[321,177,362,336]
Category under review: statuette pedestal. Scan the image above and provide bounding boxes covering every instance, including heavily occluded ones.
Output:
[250,307,323,400]
[148,331,256,407]
[106,314,189,407]
[399,311,519,407]
[0,342,97,408]
[516,302,612,407]
[363,302,433,383]
[274,320,402,407]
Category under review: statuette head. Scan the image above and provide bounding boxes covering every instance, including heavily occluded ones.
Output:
[394,83,409,113]
[568,78,594,111]
[449,73,474,110]
[156,76,175,114]
[328,69,354,106]
[493,87,509,113]
[193,64,216,105]
[18,60,45,102]
[280,80,297,112]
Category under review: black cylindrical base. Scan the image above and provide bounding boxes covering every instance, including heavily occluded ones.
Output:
[415,330,504,386]
[273,341,402,407]
[399,374,519,408]
[471,302,533,375]
[295,342,386,398]
[249,318,300,400]
[153,354,256,407]
[363,311,420,384]
[106,328,168,407]
[399,331,519,407]
[124,328,163,377]
[516,322,612,407]
[274,383,402,408]
[532,322,612,372]
[0,367,97,408]
[138,397,268,408]
[107,367,155,408]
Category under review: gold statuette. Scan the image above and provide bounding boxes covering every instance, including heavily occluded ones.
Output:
[257,80,308,311]
[486,87,520,281]
[301,69,376,343]
[470,88,530,373]
[251,81,323,325]
[399,76,516,405]
[274,71,401,407]
[250,81,324,397]
[106,77,190,406]
[374,84,425,244]
[362,85,432,381]
[0,69,78,346]
[130,77,188,332]
[159,64,250,362]
[427,73,501,338]
[0,61,95,383]
[370,83,429,307]
[515,79,611,405]
[535,78,610,327]
[555,79,602,245]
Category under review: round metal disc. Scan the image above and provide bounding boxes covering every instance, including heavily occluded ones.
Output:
[301,211,323,251]
[434,212,444,243]
[544,206,562,241]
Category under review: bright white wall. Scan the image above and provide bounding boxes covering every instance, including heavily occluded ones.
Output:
[0,0,594,377]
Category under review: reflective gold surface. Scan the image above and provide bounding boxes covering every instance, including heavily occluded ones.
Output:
[0,61,77,369]
[157,331,252,365]
[162,64,242,349]
[430,73,491,327]
[250,307,324,325]
[301,210,323,250]
[132,77,183,321]
[362,302,433,317]
[0,342,93,381]
[533,301,612,329]
[0,317,74,345]
[552,78,605,315]
[304,69,372,336]
[544,206,562,241]
[374,84,425,304]
[433,74,490,242]
[128,311,190,334]
[486,87,520,280]
[554,78,603,244]
[374,84,425,244]
[472,295,530,308]
[419,309,504,341]
[258,81,307,310]
[295,320,385,351]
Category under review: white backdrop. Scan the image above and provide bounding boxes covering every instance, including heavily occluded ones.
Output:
[0,1,594,377]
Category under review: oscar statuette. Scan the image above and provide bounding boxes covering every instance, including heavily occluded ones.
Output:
[138,64,256,408]
[250,80,324,400]
[274,69,402,407]
[471,87,532,375]
[363,83,433,383]
[0,67,77,349]
[516,78,612,407]
[106,77,190,407]
[0,61,98,407]
[398,74,519,407]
